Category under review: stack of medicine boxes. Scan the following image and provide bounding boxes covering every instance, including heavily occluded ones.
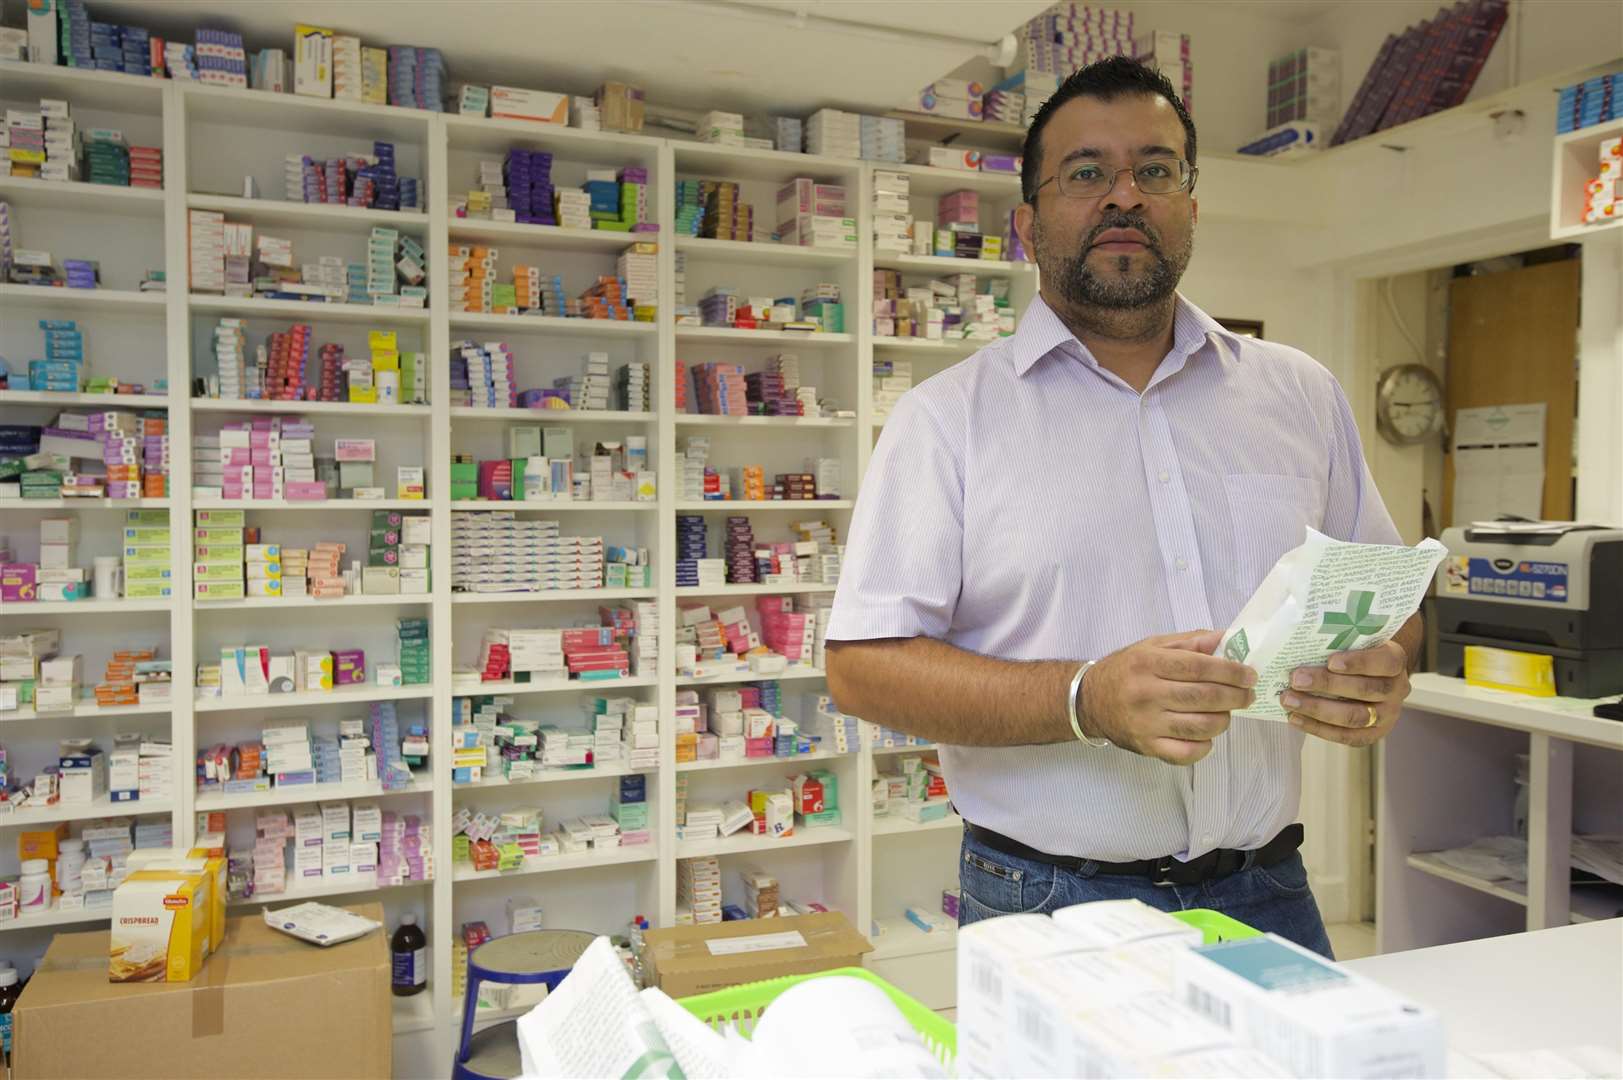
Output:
[121,510,173,601]
[192,509,245,600]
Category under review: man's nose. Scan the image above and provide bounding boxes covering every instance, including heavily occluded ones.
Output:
[1101,169,1146,213]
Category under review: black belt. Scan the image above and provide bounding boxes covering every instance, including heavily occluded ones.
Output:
[964,822,1304,887]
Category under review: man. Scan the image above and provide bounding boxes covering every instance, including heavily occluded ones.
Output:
[824,57,1419,957]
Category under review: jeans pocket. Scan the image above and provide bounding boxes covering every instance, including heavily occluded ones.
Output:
[1255,852,1312,897]
[960,845,1059,916]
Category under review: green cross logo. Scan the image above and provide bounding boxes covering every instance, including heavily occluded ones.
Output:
[1319,590,1389,651]
[1223,630,1250,662]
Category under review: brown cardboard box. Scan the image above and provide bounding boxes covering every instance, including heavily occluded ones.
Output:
[14,902,391,1079]
[642,911,872,998]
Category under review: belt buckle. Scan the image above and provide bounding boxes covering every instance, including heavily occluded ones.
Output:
[1152,857,1178,887]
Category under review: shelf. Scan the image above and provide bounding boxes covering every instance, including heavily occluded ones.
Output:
[192,497,427,511]
[0,497,171,510]
[1407,675,1623,751]
[674,236,855,267]
[457,674,660,697]
[674,327,854,348]
[1405,852,1622,924]
[188,294,430,325]
[449,499,653,512]
[676,825,852,858]
[442,113,659,159]
[0,390,170,407]
[0,901,113,934]
[1549,117,1623,241]
[453,845,658,882]
[871,742,937,755]
[875,252,1030,276]
[868,916,958,961]
[233,874,432,912]
[449,312,655,338]
[0,283,167,314]
[1550,218,1623,242]
[195,593,429,611]
[1,699,170,723]
[677,748,849,773]
[674,500,851,512]
[179,80,431,143]
[186,192,426,230]
[0,172,165,210]
[194,684,434,713]
[674,583,835,597]
[0,795,172,829]
[885,110,1028,152]
[872,811,963,837]
[878,163,1023,198]
[671,141,864,182]
[452,587,658,605]
[675,666,825,687]
[196,775,432,813]
[674,414,854,429]
[0,598,171,615]
[449,407,654,424]
[872,336,988,356]
[448,217,641,250]
[191,398,432,417]
[458,761,644,790]
[1405,853,1529,906]
[0,59,166,112]
[393,991,439,1036]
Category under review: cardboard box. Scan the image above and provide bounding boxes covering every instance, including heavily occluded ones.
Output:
[14,902,390,1078]
[641,911,871,997]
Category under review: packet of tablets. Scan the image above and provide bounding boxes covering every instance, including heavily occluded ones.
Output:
[263,901,382,947]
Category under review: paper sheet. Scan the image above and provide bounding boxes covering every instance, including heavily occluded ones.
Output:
[640,987,731,1079]
[1452,404,1547,525]
[516,936,683,1078]
[1219,528,1447,720]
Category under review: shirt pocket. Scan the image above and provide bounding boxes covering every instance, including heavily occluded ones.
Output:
[1223,473,1325,589]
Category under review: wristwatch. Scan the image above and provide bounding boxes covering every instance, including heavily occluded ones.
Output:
[1067,661,1110,748]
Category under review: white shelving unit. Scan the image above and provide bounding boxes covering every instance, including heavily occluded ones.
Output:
[0,59,1038,1061]
[1378,675,1623,953]
[1549,119,1623,241]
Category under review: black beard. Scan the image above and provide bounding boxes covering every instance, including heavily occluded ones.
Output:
[1034,212,1191,310]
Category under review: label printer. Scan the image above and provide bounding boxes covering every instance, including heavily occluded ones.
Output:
[1434,524,1623,698]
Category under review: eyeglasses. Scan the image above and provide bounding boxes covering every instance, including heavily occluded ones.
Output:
[1031,158,1197,202]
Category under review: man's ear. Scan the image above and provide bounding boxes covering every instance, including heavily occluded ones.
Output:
[1014,201,1037,259]
[1191,193,1198,226]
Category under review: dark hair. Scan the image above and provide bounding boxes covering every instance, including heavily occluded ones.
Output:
[1021,56,1197,204]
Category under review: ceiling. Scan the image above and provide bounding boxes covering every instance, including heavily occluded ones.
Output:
[1198,0,1341,23]
[79,0,1053,117]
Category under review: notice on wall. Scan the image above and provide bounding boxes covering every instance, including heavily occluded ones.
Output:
[1452,403,1547,525]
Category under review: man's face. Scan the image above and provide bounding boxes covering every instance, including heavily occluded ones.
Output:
[1016,93,1197,311]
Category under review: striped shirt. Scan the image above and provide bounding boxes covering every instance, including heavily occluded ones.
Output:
[829,293,1400,861]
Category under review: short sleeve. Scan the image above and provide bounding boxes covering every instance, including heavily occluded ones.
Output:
[827,389,964,642]
[1321,377,1402,546]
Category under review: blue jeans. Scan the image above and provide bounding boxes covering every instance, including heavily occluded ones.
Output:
[958,828,1335,958]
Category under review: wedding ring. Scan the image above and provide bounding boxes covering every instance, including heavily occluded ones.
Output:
[1365,705,1379,728]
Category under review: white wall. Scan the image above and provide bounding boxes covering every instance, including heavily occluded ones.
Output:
[1181,220,1334,365]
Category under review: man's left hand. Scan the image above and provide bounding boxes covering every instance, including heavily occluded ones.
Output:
[1279,640,1410,747]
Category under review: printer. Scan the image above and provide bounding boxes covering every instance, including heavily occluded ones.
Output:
[1434,524,1623,698]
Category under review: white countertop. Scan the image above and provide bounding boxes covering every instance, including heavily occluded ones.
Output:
[1405,673,1623,749]
[1346,919,1623,1057]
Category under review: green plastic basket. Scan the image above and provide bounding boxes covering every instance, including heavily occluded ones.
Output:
[676,965,957,1065]
[671,909,1259,1068]
[1169,907,1264,944]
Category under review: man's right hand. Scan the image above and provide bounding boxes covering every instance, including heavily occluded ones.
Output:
[1079,630,1256,765]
